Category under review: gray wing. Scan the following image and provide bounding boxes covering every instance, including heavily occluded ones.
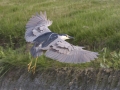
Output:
[45,38,98,63]
[30,44,43,57]
[25,11,52,42]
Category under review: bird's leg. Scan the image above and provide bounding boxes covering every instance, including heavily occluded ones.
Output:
[28,58,33,72]
[31,57,38,74]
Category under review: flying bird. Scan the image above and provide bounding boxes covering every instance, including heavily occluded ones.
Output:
[25,11,98,73]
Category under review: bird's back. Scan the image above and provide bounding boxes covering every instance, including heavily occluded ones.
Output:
[33,32,58,48]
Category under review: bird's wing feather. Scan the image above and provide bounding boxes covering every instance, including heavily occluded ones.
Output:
[45,38,98,63]
[25,11,52,42]
[30,44,43,57]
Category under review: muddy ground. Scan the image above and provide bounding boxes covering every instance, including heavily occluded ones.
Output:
[0,67,120,90]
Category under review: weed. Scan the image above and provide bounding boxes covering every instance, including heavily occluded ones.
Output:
[100,47,110,68]
[110,51,120,69]
[100,48,120,69]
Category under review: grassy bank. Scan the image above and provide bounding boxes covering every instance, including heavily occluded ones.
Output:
[0,0,120,75]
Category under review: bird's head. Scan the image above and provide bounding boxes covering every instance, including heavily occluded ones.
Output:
[59,34,74,40]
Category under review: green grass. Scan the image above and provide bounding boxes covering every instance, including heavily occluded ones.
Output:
[0,0,120,49]
[0,0,120,75]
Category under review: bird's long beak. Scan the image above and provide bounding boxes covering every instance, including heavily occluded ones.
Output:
[68,36,74,39]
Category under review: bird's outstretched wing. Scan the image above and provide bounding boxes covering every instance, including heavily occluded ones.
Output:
[25,11,52,42]
[45,38,98,63]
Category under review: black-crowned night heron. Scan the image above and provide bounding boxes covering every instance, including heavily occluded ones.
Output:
[25,11,98,73]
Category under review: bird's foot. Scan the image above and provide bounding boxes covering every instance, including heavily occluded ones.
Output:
[27,60,32,72]
[27,58,38,74]
[31,65,36,74]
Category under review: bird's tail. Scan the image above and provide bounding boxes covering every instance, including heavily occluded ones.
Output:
[30,45,43,57]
